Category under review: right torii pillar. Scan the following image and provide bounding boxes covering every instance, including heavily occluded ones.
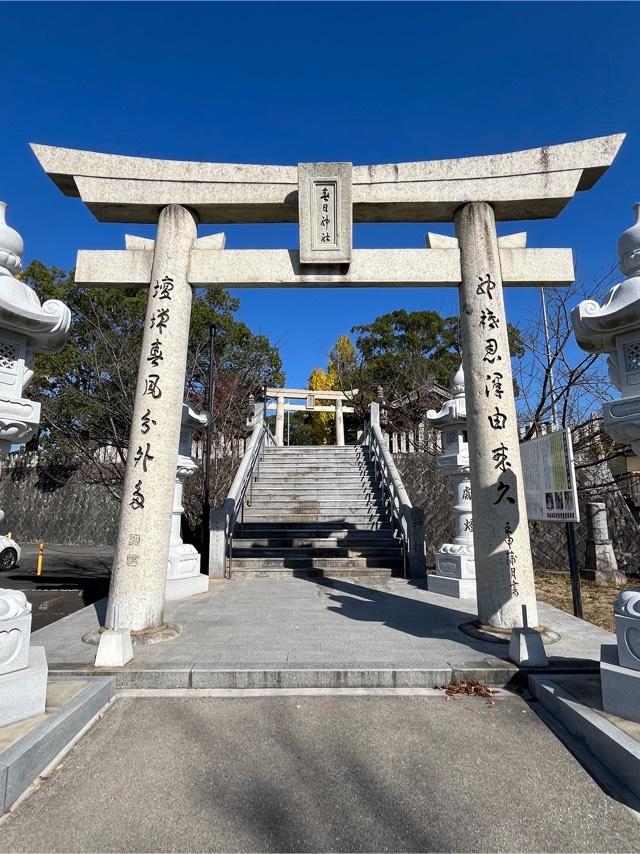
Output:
[455,202,538,631]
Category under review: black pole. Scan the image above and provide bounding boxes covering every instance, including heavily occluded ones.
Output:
[200,324,216,574]
[566,521,583,619]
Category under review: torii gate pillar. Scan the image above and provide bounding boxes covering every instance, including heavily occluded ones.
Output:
[335,398,345,446]
[275,395,285,446]
[455,202,538,630]
[106,204,197,633]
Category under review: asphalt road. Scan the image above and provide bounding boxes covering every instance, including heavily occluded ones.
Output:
[1,693,639,853]
[0,544,112,630]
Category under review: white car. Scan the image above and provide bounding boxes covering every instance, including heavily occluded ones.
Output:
[0,536,20,570]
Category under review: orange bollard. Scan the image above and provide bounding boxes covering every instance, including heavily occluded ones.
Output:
[36,542,44,576]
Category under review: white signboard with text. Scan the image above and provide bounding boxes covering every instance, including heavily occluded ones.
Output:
[520,428,579,523]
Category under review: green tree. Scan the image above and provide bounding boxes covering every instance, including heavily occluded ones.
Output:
[21,261,284,493]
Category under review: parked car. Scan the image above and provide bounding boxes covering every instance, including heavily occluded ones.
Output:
[0,536,20,570]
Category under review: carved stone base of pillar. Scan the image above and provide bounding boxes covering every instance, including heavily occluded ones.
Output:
[429,574,476,599]
[429,549,477,599]
[166,543,209,601]
[581,542,626,585]
[166,573,209,601]
[435,549,475,580]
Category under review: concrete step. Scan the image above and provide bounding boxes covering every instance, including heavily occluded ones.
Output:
[238,516,389,527]
[264,453,367,460]
[243,516,387,525]
[232,536,399,548]
[257,471,374,478]
[229,556,400,572]
[231,546,402,559]
[243,505,385,514]
[264,448,365,454]
[235,525,393,537]
[229,566,396,578]
[250,487,380,495]
[255,476,375,484]
[248,496,382,505]
[246,500,384,509]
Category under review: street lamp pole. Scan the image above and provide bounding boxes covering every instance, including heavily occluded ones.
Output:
[200,324,216,575]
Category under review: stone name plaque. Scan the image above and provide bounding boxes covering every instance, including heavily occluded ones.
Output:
[298,162,352,264]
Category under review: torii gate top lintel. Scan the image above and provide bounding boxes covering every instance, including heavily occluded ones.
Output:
[30,133,624,224]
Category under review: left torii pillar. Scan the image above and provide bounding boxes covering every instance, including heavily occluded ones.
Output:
[106,205,197,632]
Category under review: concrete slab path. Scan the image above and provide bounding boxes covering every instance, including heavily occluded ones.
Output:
[1,693,639,853]
[30,577,614,688]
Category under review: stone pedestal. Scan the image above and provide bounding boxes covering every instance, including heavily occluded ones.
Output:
[600,591,640,723]
[0,590,47,728]
[426,364,476,600]
[166,404,209,602]
[601,644,640,723]
[582,502,625,584]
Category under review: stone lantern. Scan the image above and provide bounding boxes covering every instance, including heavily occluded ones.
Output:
[572,203,640,453]
[0,202,70,453]
[0,203,70,723]
[574,204,640,721]
[165,403,210,601]
[425,363,476,598]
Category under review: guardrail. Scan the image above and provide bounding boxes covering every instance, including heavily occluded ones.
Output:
[209,409,275,578]
[363,402,426,578]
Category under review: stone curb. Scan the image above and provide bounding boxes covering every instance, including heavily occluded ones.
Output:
[0,675,115,813]
[529,675,640,800]
[47,660,522,690]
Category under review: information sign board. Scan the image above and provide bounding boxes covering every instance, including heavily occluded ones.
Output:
[520,428,579,523]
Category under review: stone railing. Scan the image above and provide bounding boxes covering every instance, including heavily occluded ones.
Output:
[363,402,426,578]
[208,408,275,577]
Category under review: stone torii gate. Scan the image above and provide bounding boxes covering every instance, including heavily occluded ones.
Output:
[31,135,623,639]
[265,387,356,446]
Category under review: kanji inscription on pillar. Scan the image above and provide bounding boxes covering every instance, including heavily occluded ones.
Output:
[298,162,352,264]
[455,201,538,630]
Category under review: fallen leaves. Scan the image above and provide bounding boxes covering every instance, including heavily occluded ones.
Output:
[438,680,497,706]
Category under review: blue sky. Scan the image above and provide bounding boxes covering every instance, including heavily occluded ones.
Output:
[2,1,638,387]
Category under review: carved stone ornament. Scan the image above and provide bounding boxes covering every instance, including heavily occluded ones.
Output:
[0,203,71,449]
[613,588,640,671]
[572,204,640,453]
[0,203,71,353]
[0,588,32,676]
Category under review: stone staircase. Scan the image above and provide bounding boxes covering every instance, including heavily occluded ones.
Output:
[229,445,404,577]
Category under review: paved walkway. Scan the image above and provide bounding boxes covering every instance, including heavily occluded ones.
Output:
[1,692,639,853]
[31,577,613,688]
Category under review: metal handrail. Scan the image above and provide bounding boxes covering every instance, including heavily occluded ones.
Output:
[222,412,275,578]
[364,419,412,577]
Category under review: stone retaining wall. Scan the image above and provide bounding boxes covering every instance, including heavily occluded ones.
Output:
[0,458,120,546]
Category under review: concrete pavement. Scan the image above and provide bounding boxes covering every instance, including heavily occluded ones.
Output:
[1,692,639,853]
[31,576,615,688]
[0,545,111,630]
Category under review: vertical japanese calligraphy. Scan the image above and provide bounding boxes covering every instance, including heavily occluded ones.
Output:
[477,267,522,581]
[505,521,519,595]
[128,274,174,514]
[313,182,337,248]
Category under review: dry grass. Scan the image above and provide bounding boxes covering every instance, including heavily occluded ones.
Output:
[535,571,638,632]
